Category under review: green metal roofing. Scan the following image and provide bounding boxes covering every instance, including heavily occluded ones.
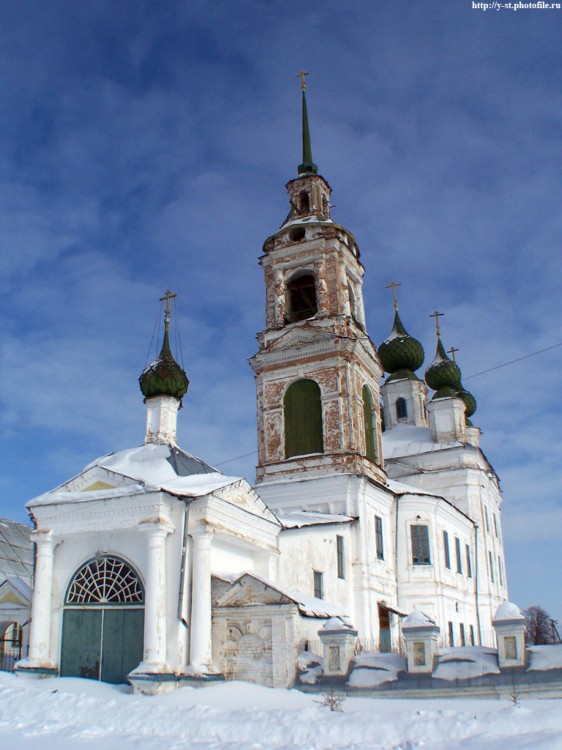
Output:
[0,518,33,581]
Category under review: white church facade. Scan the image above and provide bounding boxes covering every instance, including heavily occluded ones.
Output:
[16,86,507,691]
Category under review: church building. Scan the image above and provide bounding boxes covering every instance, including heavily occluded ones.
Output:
[16,82,507,691]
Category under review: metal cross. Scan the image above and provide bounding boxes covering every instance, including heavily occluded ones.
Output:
[429,310,444,338]
[448,346,459,362]
[298,70,309,92]
[160,289,177,326]
[385,281,401,312]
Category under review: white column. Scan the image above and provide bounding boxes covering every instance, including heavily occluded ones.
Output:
[189,529,213,672]
[26,531,55,666]
[138,519,173,671]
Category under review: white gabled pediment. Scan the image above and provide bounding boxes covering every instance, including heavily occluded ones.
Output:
[212,480,279,525]
[216,573,296,608]
[0,577,31,606]
[61,465,135,494]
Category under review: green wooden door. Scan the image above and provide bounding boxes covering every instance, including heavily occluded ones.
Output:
[60,609,102,680]
[101,609,144,684]
[61,607,144,684]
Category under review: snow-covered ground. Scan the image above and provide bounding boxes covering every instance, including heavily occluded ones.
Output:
[1,673,561,749]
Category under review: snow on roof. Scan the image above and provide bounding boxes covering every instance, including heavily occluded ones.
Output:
[433,647,500,681]
[527,645,562,672]
[29,443,244,507]
[225,571,349,619]
[278,511,354,529]
[383,424,461,458]
[280,216,334,229]
[402,610,437,628]
[492,601,525,622]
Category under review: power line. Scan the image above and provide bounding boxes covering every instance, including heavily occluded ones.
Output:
[464,342,562,381]
[212,342,562,467]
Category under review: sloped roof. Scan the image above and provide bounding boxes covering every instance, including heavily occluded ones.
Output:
[0,519,33,581]
[29,443,243,507]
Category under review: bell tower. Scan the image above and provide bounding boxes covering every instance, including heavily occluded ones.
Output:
[250,75,385,486]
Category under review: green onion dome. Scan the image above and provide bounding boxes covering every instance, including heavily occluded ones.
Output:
[378,311,425,379]
[425,339,461,393]
[457,387,477,419]
[139,328,189,402]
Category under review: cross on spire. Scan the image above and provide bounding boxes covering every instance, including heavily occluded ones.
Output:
[385,281,401,312]
[429,310,444,339]
[448,346,459,362]
[160,289,177,329]
[298,70,309,92]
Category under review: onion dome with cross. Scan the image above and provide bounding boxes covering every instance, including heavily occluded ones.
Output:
[378,282,425,382]
[139,290,189,403]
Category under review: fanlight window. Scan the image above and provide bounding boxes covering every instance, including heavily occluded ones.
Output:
[66,556,144,605]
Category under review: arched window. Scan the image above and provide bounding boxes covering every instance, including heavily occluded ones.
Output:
[284,379,323,458]
[362,386,378,463]
[66,556,144,605]
[396,397,408,421]
[287,272,317,322]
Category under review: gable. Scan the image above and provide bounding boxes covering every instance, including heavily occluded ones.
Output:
[216,574,296,608]
[212,480,279,525]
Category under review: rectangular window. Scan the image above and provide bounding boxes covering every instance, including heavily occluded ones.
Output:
[336,535,345,579]
[460,623,466,646]
[466,544,472,578]
[411,525,431,565]
[484,507,490,532]
[375,516,384,560]
[493,513,499,538]
[498,555,504,587]
[413,641,426,666]
[443,530,451,569]
[455,537,462,574]
[448,621,455,647]
[488,551,495,583]
[470,625,475,646]
[504,635,517,660]
[313,570,324,599]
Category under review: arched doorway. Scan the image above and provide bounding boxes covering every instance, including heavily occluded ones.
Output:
[60,556,144,684]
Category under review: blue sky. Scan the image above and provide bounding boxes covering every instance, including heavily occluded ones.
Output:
[0,0,561,624]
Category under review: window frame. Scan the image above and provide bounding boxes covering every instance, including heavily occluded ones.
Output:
[375,515,384,561]
[336,535,345,580]
[410,524,431,565]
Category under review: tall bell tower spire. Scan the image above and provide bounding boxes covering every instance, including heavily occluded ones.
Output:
[297,71,318,175]
[249,77,385,486]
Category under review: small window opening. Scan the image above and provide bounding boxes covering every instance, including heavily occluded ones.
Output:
[289,227,306,242]
[287,273,317,322]
[396,397,408,420]
[299,190,310,212]
[313,570,324,599]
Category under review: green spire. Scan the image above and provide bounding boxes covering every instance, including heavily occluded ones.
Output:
[378,283,424,381]
[297,71,318,175]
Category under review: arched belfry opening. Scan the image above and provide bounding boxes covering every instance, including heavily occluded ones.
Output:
[284,379,323,458]
[286,272,317,323]
[60,556,144,684]
[299,190,310,213]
